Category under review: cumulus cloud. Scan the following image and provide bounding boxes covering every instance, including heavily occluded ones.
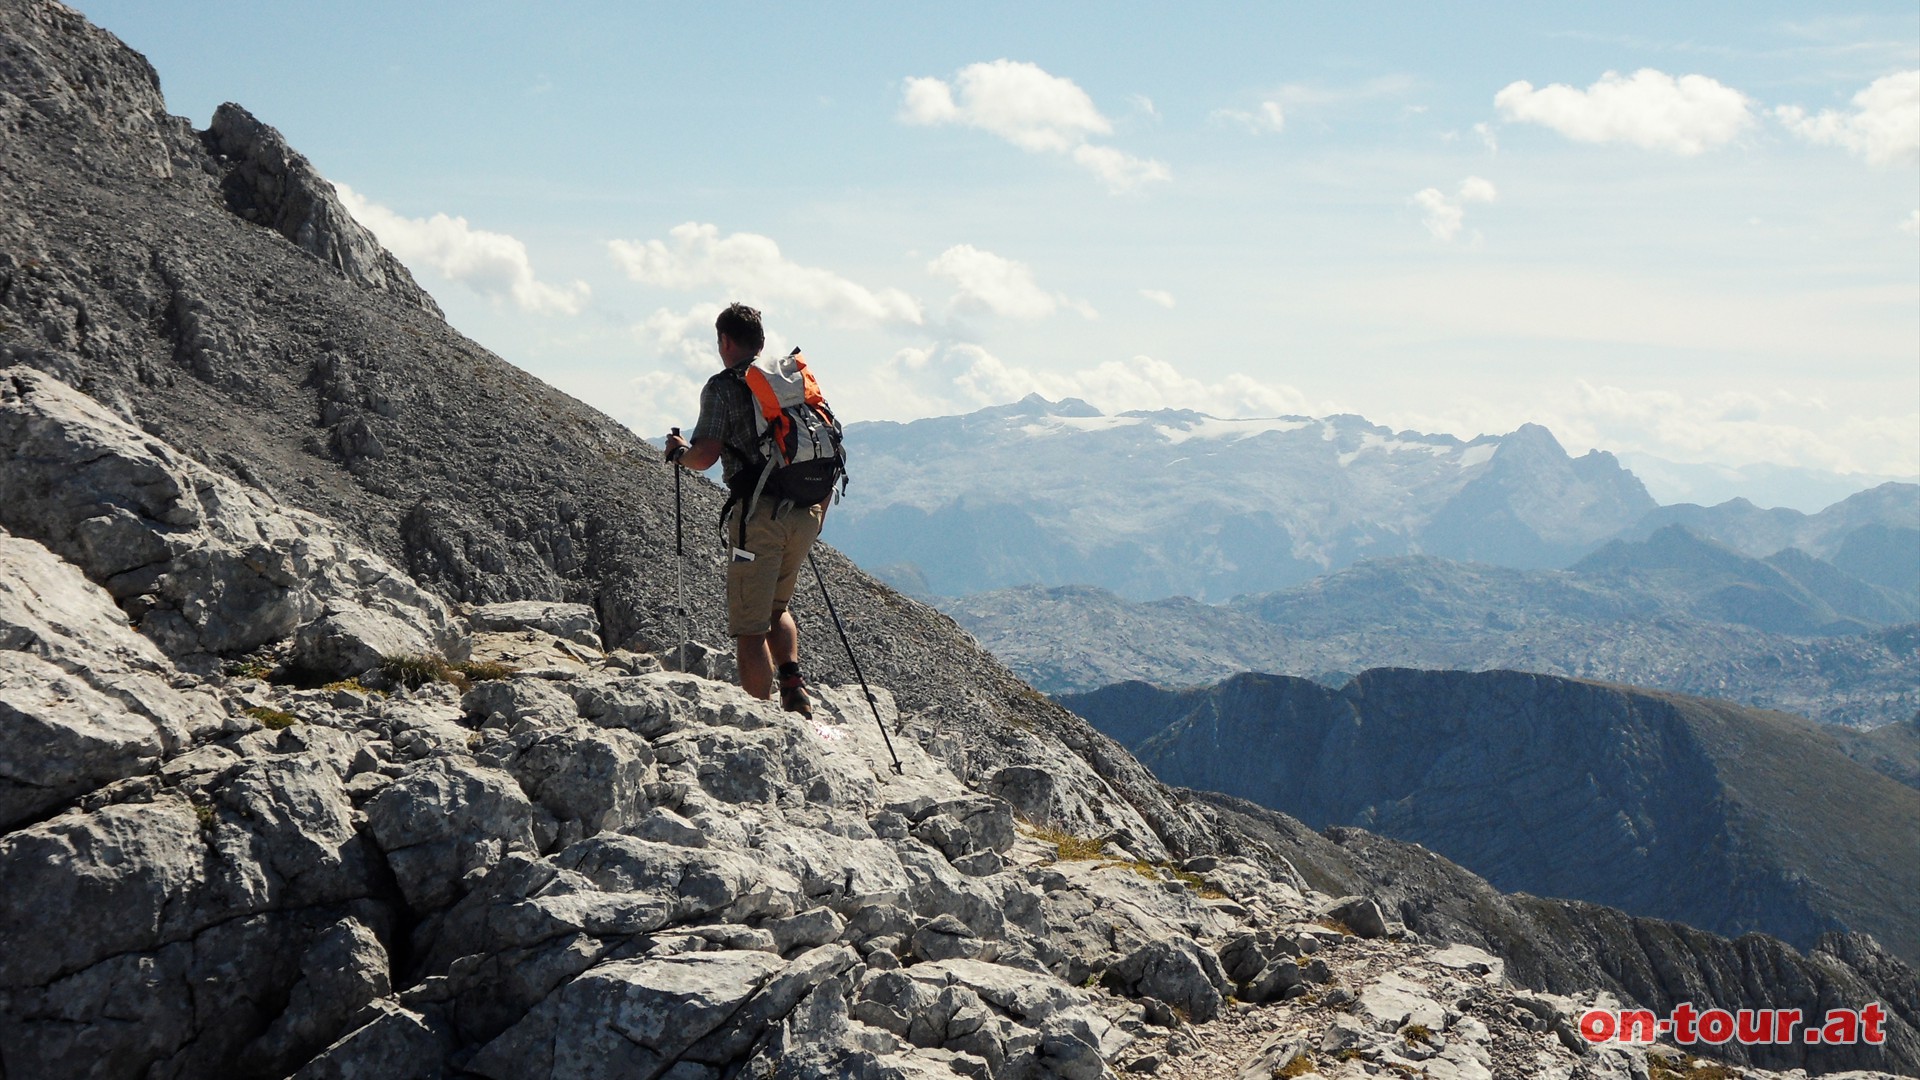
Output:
[899,60,1170,192]
[623,301,792,438]
[630,301,792,372]
[625,369,704,443]
[1554,381,1917,477]
[607,223,922,329]
[335,183,590,315]
[926,244,1094,319]
[1412,177,1498,242]
[1389,382,1919,479]
[1213,101,1287,133]
[1139,289,1176,309]
[1493,69,1755,154]
[871,343,1314,420]
[1775,70,1920,165]
[631,302,726,370]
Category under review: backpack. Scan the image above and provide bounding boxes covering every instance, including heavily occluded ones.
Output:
[722,347,847,540]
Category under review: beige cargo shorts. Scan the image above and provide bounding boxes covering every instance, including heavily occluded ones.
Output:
[726,501,825,638]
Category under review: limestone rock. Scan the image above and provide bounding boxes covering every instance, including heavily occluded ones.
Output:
[464,951,788,1080]
[0,531,230,810]
[0,367,465,669]
[290,1000,453,1080]
[1106,936,1229,1024]
[0,651,164,828]
[363,756,537,912]
[1319,894,1391,939]
[203,102,441,316]
[464,676,581,731]
[469,601,604,649]
[466,627,598,678]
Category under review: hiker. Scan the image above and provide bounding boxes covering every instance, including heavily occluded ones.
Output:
[663,302,838,717]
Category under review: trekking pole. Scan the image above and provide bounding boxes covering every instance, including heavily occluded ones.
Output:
[808,550,903,774]
[670,428,688,639]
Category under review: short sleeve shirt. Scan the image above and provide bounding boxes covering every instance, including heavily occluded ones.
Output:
[690,366,760,487]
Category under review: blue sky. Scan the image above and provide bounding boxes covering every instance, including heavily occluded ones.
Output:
[74,2,1920,490]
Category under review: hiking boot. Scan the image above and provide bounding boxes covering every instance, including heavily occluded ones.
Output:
[778,673,813,717]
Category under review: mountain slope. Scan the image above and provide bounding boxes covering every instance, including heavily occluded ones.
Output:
[1061,669,1920,966]
[0,0,1218,862]
[832,397,1654,601]
[1621,482,1920,573]
[1572,524,1917,634]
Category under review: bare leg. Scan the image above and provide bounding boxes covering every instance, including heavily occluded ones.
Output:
[736,633,772,699]
[768,609,800,668]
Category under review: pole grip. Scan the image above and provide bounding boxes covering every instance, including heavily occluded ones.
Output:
[671,428,684,556]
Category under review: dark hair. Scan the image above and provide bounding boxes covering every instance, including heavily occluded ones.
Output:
[714,302,765,354]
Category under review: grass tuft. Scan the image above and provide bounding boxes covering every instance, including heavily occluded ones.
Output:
[1649,1057,1746,1080]
[1275,1052,1317,1078]
[380,653,459,689]
[452,659,517,682]
[1024,824,1108,861]
[1401,1022,1434,1045]
[224,659,273,680]
[245,706,297,730]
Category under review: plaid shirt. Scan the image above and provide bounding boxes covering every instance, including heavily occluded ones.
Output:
[690,366,761,488]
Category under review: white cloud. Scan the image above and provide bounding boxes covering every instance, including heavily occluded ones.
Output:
[872,343,1314,419]
[1555,382,1917,477]
[1272,75,1419,109]
[622,301,796,437]
[1139,289,1176,309]
[1070,144,1172,190]
[1214,101,1287,133]
[1412,176,1498,242]
[1385,382,1919,479]
[1473,121,1499,153]
[625,369,704,443]
[1901,210,1920,235]
[1775,70,1920,165]
[632,302,726,370]
[1493,68,1755,154]
[899,60,1170,192]
[926,244,1093,320]
[335,183,590,315]
[607,223,922,329]
[630,301,791,373]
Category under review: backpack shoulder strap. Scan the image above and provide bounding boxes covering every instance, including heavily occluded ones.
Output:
[705,366,764,474]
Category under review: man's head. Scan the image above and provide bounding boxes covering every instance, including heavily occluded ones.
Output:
[715,302,764,366]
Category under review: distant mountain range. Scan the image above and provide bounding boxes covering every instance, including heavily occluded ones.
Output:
[1060,668,1920,967]
[830,395,1916,607]
[830,396,1656,602]
[1617,451,1919,515]
[949,523,1920,726]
